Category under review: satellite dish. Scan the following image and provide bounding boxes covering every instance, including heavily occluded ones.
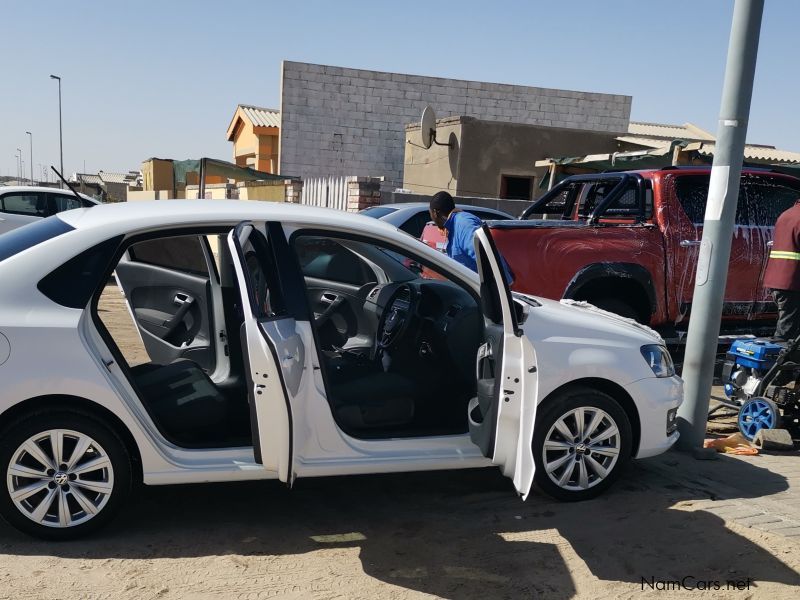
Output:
[421,105,436,149]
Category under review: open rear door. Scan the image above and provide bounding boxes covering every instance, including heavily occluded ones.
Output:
[468,224,537,498]
[228,222,305,484]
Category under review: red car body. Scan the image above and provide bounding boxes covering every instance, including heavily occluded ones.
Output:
[423,168,800,334]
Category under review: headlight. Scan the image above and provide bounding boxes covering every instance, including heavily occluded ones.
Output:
[640,344,675,378]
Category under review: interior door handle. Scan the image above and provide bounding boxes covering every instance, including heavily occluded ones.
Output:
[680,240,702,247]
[767,240,774,248]
[174,293,192,306]
[163,295,195,335]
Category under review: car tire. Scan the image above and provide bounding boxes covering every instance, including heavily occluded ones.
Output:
[532,387,632,502]
[0,410,132,540]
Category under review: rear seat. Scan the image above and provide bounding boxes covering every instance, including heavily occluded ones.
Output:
[130,359,227,439]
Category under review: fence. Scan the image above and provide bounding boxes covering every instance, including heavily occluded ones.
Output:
[300,176,349,211]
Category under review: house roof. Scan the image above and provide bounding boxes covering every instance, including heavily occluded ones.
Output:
[226,104,280,140]
[627,121,715,141]
[619,121,800,165]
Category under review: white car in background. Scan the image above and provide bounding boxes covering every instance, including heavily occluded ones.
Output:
[361,202,513,238]
[0,186,98,234]
[0,201,681,539]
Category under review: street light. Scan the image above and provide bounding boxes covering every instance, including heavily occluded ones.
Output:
[50,74,63,188]
[25,131,33,185]
[16,148,22,182]
[15,152,20,180]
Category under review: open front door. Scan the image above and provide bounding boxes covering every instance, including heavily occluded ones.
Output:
[228,222,305,484]
[468,224,537,498]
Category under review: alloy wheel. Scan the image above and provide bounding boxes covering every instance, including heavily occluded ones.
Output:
[6,429,114,528]
[542,406,621,491]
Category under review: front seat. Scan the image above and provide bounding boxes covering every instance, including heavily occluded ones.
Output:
[329,372,416,430]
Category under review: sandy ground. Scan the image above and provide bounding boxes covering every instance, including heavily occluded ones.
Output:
[1,286,798,599]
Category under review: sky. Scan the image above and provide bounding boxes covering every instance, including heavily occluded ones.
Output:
[1,0,799,179]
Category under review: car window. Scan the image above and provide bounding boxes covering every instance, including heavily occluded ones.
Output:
[743,176,800,226]
[524,181,582,220]
[294,236,376,285]
[398,212,430,237]
[127,235,209,276]
[674,175,749,225]
[1,193,47,216]
[360,206,397,219]
[578,180,639,218]
[599,184,641,218]
[51,195,84,213]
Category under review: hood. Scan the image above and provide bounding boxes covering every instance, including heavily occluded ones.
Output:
[516,294,663,346]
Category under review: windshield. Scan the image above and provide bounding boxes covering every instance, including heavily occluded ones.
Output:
[360,206,398,219]
[0,216,74,263]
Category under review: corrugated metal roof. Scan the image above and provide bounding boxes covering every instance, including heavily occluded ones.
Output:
[76,173,103,185]
[685,142,800,165]
[239,104,280,128]
[98,171,138,184]
[627,121,715,141]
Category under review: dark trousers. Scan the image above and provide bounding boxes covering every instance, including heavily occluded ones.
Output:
[772,289,800,341]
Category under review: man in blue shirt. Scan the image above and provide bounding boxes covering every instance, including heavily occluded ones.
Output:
[428,191,514,284]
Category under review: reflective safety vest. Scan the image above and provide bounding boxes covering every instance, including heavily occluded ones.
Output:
[764,201,800,292]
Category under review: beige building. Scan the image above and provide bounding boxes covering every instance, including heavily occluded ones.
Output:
[403,116,621,201]
[226,105,280,173]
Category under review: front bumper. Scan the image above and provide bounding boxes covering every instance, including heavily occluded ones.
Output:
[624,375,683,459]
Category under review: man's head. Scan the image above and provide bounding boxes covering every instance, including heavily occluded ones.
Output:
[429,191,455,229]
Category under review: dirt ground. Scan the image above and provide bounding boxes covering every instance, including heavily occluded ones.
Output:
[1,286,798,599]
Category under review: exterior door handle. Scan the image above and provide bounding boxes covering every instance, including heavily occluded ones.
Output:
[680,240,702,247]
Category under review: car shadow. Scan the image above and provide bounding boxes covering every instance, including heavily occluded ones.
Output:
[0,453,798,598]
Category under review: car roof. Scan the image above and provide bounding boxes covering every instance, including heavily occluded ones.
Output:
[0,186,97,202]
[57,200,405,238]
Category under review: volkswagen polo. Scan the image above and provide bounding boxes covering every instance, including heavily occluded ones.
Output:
[0,201,682,539]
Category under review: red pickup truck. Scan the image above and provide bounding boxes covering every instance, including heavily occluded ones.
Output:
[426,167,800,335]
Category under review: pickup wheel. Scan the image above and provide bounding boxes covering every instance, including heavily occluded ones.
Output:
[587,297,639,321]
[532,387,632,502]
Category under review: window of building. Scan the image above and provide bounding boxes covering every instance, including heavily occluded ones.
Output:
[500,175,534,201]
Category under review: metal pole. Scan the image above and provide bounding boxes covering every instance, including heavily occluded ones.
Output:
[677,0,764,450]
[26,132,33,185]
[50,75,63,189]
[16,148,22,182]
[199,157,206,199]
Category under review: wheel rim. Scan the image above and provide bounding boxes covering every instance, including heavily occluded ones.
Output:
[542,406,621,491]
[738,398,777,440]
[6,429,114,528]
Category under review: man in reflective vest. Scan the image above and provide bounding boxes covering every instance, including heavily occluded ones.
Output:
[763,200,800,340]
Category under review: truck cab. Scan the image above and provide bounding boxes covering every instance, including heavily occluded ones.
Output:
[488,167,800,336]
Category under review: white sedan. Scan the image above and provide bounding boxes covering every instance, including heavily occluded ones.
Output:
[0,186,98,234]
[0,201,682,539]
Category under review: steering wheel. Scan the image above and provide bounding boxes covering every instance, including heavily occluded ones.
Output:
[376,283,418,352]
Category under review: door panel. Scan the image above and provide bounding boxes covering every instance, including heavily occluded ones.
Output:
[115,260,215,370]
[666,174,762,323]
[228,222,306,482]
[305,277,375,350]
[469,225,537,498]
